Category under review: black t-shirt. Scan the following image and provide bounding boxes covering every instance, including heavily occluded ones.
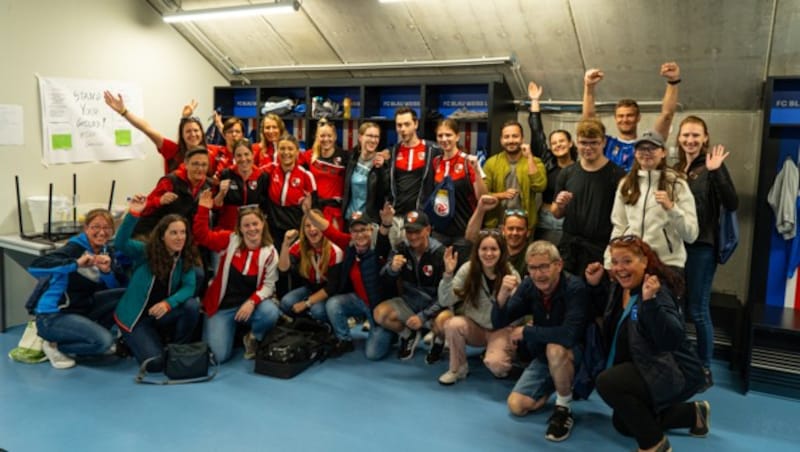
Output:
[146,277,170,310]
[220,267,257,310]
[555,161,625,243]
[543,165,570,204]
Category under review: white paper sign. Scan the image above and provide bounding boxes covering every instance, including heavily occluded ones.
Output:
[0,104,24,145]
[37,76,145,164]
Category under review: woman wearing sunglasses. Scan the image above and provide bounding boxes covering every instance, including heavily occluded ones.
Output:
[609,131,698,271]
[586,236,707,452]
[192,190,280,363]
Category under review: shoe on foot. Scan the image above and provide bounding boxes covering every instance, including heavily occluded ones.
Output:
[690,400,711,438]
[331,339,355,357]
[243,332,258,360]
[361,320,370,332]
[425,340,445,365]
[423,330,434,346]
[398,330,421,361]
[438,364,469,385]
[42,341,76,369]
[698,367,714,393]
[545,406,574,442]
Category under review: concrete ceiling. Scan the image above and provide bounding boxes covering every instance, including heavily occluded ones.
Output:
[148,0,800,110]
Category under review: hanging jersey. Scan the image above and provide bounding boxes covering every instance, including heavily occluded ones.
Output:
[604,135,636,172]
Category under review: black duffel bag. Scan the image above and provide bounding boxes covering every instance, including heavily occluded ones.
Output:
[255,318,337,379]
[136,342,218,385]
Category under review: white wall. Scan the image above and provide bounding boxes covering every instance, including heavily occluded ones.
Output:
[0,0,227,327]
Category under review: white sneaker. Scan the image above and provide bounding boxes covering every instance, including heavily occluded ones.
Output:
[438,364,469,385]
[423,330,434,345]
[42,341,76,369]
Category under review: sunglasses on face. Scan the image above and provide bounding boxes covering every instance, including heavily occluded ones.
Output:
[478,229,502,238]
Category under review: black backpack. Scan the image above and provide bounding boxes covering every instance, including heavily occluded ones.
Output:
[254,318,338,379]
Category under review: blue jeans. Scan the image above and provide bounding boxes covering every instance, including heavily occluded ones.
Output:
[685,243,717,368]
[279,286,329,323]
[325,292,394,360]
[35,288,124,355]
[123,297,201,372]
[204,300,280,363]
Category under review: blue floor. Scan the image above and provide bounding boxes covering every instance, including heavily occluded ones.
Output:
[1,323,799,452]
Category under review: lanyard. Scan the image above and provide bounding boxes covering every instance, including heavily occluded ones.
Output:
[606,294,639,369]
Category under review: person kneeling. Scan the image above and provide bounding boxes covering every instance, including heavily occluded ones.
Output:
[492,241,588,442]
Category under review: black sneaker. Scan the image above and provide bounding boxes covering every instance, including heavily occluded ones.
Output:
[689,400,711,438]
[398,330,421,360]
[545,406,574,442]
[330,339,355,358]
[425,340,445,365]
[698,367,714,393]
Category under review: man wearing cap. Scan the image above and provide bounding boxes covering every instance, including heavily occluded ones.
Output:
[551,119,626,276]
[606,129,698,269]
[375,210,447,360]
[301,201,395,357]
[481,120,547,233]
[387,107,441,247]
[133,147,212,237]
[581,62,681,172]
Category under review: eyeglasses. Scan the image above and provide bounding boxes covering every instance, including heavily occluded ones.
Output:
[350,227,370,235]
[577,139,603,148]
[88,225,113,232]
[238,204,260,211]
[187,161,209,168]
[635,145,661,154]
[527,262,556,273]
[504,209,527,219]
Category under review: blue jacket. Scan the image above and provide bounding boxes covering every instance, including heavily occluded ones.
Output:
[28,233,125,314]
[593,282,704,412]
[113,213,196,332]
[492,271,588,360]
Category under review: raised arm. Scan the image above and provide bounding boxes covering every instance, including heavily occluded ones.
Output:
[527,81,551,163]
[465,195,498,243]
[581,68,604,120]
[104,90,165,149]
[653,62,681,139]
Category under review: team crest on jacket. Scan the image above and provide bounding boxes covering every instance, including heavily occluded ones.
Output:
[291,177,301,187]
[422,264,433,277]
[249,180,258,190]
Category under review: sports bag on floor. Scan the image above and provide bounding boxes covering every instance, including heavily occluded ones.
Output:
[136,342,218,385]
[254,318,337,379]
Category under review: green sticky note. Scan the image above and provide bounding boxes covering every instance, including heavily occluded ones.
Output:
[115,129,132,146]
[51,134,72,150]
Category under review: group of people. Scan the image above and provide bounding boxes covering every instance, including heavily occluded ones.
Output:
[25,61,738,452]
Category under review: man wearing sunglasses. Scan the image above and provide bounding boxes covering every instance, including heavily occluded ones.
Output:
[465,195,530,277]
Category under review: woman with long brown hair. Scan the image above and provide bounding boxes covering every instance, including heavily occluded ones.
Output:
[114,195,201,372]
[435,230,520,384]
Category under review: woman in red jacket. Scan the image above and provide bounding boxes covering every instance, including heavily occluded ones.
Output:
[193,190,280,363]
[213,138,269,231]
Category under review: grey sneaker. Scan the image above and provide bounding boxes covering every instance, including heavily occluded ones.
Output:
[42,341,76,369]
[438,364,469,385]
[243,332,258,360]
[690,400,711,438]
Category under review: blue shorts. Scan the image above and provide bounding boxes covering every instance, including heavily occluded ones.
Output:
[511,345,582,400]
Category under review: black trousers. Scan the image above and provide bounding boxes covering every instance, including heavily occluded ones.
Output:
[596,362,696,449]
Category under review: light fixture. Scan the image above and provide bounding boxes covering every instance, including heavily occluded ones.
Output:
[163,0,300,23]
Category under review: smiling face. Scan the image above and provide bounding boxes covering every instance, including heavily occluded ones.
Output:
[678,122,709,160]
[84,215,114,251]
[358,126,380,155]
[576,135,605,164]
[500,124,523,155]
[224,122,244,148]
[239,212,264,248]
[549,131,573,159]
[404,226,430,253]
[185,152,209,184]
[162,220,187,254]
[278,139,299,170]
[614,105,640,136]
[234,144,254,174]
[349,224,373,249]
[302,217,323,248]
[610,246,647,290]
[262,118,282,143]
[526,253,562,295]
[182,121,204,148]
[436,124,459,153]
[477,235,502,272]
[634,143,666,171]
[316,125,336,155]
[502,215,528,252]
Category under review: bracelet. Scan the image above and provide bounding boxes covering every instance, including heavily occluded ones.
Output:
[119,108,128,116]
[304,300,312,308]
[667,79,681,85]
[381,223,393,228]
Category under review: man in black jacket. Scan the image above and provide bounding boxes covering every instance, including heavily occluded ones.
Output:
[492,240,588,442]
